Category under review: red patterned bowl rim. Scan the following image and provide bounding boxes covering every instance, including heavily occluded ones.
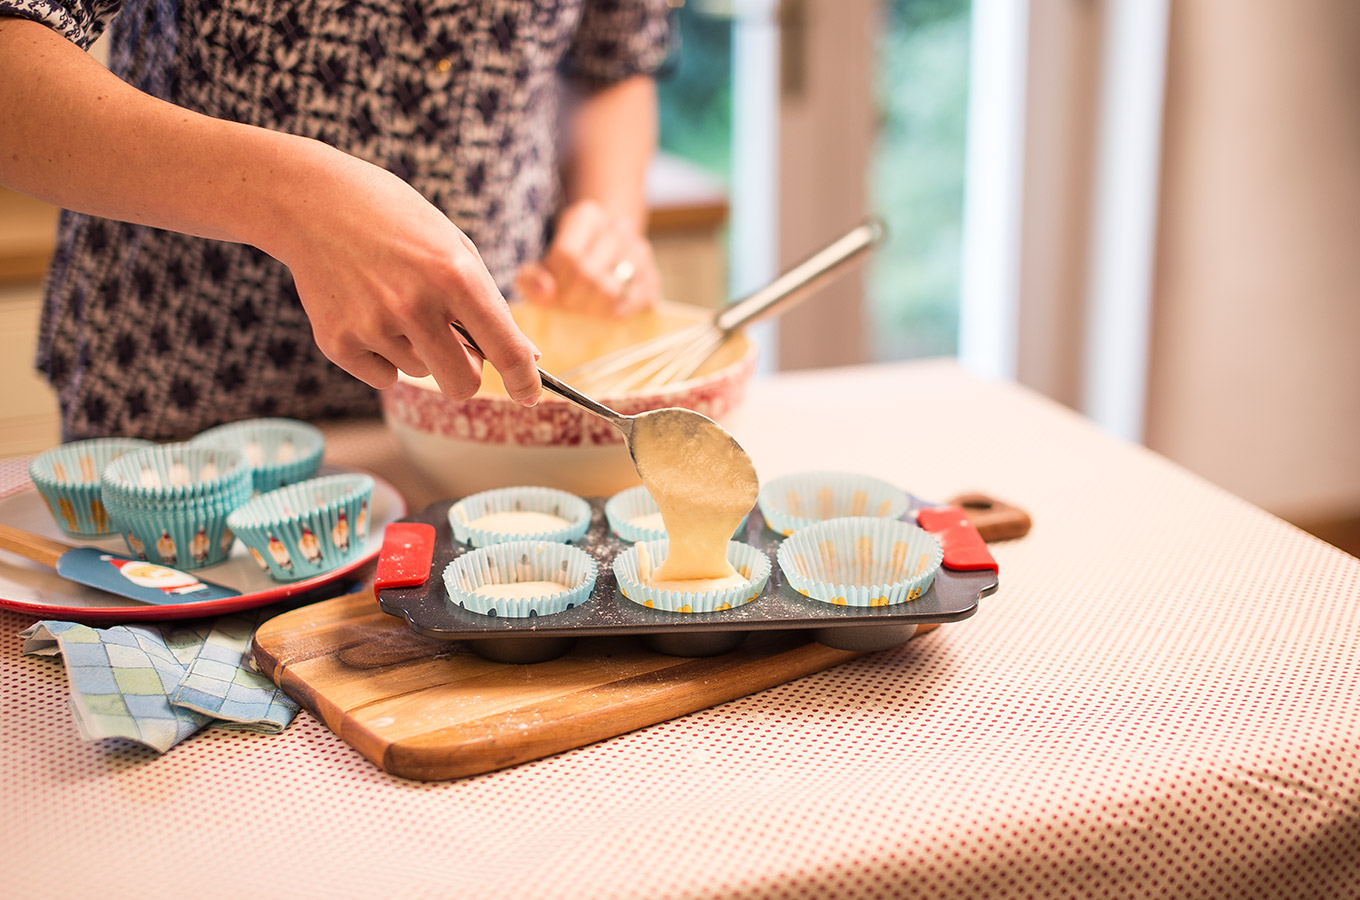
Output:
[381,340,759,448]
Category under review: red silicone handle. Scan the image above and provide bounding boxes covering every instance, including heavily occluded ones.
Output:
[374,522,435,598]
[917,505,999,573]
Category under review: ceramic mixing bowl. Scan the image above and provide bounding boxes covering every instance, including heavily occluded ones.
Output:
[381,302,758,498]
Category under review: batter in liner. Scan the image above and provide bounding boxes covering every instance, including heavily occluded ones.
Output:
[465,510,572,535]
[474,580,571,600]
[629,413,758,589]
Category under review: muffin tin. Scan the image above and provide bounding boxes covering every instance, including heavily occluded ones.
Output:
[376,494,999,664]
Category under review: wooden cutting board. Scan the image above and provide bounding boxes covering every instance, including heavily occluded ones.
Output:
[251,495,1027,782]
[252,590,882,781]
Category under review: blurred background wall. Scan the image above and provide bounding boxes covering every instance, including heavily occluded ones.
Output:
[1015,0,1360,551]
[1149,0,1360,541]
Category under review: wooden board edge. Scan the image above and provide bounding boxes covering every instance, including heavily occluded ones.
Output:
[379,639,865,781]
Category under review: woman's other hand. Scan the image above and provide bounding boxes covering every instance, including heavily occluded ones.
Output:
[515,199,662,317]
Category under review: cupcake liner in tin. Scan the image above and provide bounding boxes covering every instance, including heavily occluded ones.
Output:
[757,471,911,536]
[100,444,254,568]
[191,417,325,493]
[777,517,943,607]
[443,540,598,618]
[226,473,375,582]
[28,438,154,536]
[613,539,771,613]
[448,486,592,547]
[603,485,749,543]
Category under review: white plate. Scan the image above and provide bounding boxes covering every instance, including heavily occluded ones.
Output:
[0,464,406,622]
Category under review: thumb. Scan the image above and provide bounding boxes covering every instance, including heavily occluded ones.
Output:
[516,262,556,306]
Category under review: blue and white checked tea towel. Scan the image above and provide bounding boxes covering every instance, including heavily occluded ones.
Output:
[20,612,298,753]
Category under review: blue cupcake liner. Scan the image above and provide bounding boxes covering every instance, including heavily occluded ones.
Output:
[99,444,253,569]
[27,438,154,536]
[443,541,598,618]
[103,481,252,570]
[100,444,252,504]
[613,539,771,613]
[776,517,943,607]
[226,474,374,582]
[603,485,749,543]
[191,417,325,493]
[758,471,911,537]
[106,508,245,570]
[448,486,592,547]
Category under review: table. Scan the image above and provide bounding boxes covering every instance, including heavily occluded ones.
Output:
[1,360,1357,900]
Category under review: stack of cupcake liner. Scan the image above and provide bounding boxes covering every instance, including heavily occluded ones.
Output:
[603,485,749,543]
[758,471,911,536]
[226,473,374,582]
[613,539,771,613]
[448,486,592,547]
[191,417,325,493]
[28,437,154,536]
[100,444,254,569]
[776,517,943,607]
[443,540,598,617]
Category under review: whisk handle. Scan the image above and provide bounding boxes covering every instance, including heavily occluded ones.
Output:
[449,322,629,429]
[714,218,886,335]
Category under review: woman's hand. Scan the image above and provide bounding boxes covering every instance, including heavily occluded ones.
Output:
[515,199,662,317]
[272,149,542,406]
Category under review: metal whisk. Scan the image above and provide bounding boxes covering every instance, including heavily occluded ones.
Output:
[558,218,886,395]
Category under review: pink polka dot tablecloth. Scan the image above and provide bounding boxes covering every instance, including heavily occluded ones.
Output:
[1,361,1357,900]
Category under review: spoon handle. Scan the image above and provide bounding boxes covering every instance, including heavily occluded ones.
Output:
[448,322,630,431]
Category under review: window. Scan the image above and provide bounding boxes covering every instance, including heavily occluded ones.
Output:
[868,0,971,361]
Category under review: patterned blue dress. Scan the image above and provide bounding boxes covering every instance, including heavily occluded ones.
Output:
[0,0,672,439]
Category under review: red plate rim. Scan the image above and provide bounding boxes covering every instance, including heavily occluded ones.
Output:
[0,468,407,623]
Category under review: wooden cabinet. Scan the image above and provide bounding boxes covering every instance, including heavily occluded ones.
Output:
[644,154,729,309]
[0,189,61,456]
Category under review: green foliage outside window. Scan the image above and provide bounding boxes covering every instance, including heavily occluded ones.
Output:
[655,1,971,361]
[870,0,970,360]
[657,10,734,180]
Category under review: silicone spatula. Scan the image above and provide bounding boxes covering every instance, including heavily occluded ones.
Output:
[0,523,241,604]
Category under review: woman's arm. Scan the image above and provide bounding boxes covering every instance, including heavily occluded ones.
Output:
[566,73,658,233]
[0,17,542,405]
[517,75,664,316]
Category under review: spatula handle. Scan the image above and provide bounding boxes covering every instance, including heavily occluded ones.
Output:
[0,523,71,569]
